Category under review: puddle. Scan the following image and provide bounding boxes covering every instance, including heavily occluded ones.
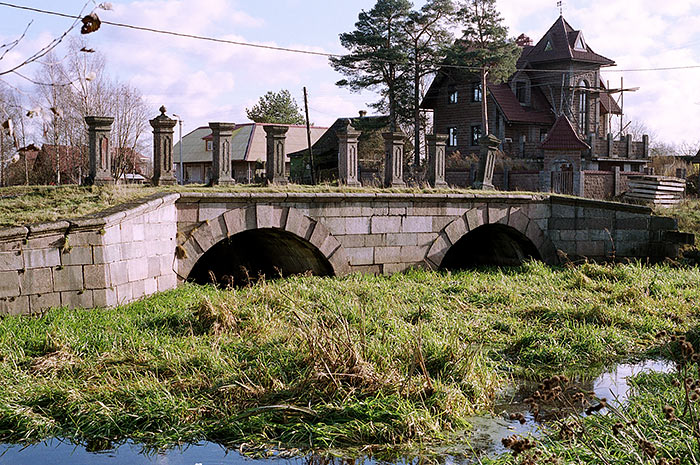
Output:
[0,360,675,465]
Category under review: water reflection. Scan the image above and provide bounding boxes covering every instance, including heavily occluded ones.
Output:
[0,360,674,465]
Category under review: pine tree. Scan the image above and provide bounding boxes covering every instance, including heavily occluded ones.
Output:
[448,0,519,135]
[330,0,413,132]
[245,90,306,125]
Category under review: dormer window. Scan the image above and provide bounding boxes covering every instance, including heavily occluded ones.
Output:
[471,82,483,102]
[448,85,458,104]
[206,140,213,151]
[574,34,586,51]
[544,39,553,51]
[515,81,527,104]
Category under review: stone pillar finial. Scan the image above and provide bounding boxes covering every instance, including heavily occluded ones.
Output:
[337,121,361,187]
[264,125,289,185]
[382,132,406,188]
[209,122,236,186]
[85,116,115,186]
[473,134,500,190]
[150,109,177,186]
[426,133,449,189]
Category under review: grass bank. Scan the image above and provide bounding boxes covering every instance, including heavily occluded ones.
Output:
[0,184,515,228]
[0,263,698,451]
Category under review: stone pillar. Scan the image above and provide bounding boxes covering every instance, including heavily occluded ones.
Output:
[383,132,406,188]
[607,133,614,158]
[613,166,622,197]
[264,125,289,185]
[149,106,177,186]
[209,122,236,185]
[625,134,633,158]
[336,122,361,187]
[643,134,649,158]
[473,134,500,190]
[426,133,448,189]
[85,116,114,186]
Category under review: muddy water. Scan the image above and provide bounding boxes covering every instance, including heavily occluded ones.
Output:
[0,360,674,465]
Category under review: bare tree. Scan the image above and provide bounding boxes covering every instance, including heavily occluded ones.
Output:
[110,83,149,182]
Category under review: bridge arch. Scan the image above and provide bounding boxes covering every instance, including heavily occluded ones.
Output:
[175,205,350,284]
[426,205,559,269]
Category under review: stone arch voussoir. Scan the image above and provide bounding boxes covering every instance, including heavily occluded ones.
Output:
[426,204,559,268]
[175,205,350,280]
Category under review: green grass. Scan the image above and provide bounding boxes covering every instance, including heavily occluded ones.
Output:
[0,263,698,452]
[0,183,547,228]
[663,198,700,237]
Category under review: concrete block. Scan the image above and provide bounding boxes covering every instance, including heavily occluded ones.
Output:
[93,287,117,308]
[432,216,453,233]
[131,279,146,300]
[382,262,415,275]
[116,283,133,305]
[375,246,402,264]
[426,234,450,268]
[525,203,550,220]
[256,205,285,229]
[120,223,134,243]
[577,217,612,230]
[160,255,174,276]
[157,273,178,292]
[371,216,402,234]
[178,202,199,223]
[338,235,365,248]
[466,207,487,231]
[560,230,576,241]
[385,233,417,247]
[109,261,129,286]
[26,233,65,250]
[101,226,121,245]
[508,211,530,234]
[147,257,160,278]
[144,277,158,296]
[0,250,22,271]
[526,221,547,250]
[0,271,20,298]
[549,218,576,230]
[350,265,381,275]
[0,296,30,316]
[577,241,605,257]
[30,292,61,313]
[61,290,94,309]
[401,245,429,262]
[552,204,576,218]
[93,244,121,264]
[402,216,434,233]
[444,217,468,244]
[650,216,678,231]
[64,231,102,247]
[488,205,509,225]
[318,235,341,258]
[121,242,146,261]
[192,224,216,252]
[128,258,149,282]
[324,217,347,235]
[346,247,374,266]
[285,208,314,240]
[24,248,60,269]
[175,239,202,279]
[53,266,83,292]
[84,264,110,289]
[132,223,145,242]
[309,221,331,251]
[345,217,371,235]
[199,202,228,222]
[617,217,649,230]
[328,248,351,276]
[364,234,385,247]
[61,246,92,266]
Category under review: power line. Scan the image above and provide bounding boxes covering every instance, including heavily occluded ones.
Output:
[1,1,700,76]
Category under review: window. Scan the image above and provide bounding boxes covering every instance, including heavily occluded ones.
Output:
[544,39,553,51]
[448,85,458,104]
[448,127,458,146]
[471,125,482,146]
[515,81,527,104]
[206,140,213,151]
[574,34,586,51]
[578,80,589,135]
[472,82,483,102]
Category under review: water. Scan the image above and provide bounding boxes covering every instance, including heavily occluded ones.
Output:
[0,360,675,465]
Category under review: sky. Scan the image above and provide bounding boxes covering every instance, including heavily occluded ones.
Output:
[1,0,700,145]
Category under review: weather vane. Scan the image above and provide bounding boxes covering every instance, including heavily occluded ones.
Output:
[557,1,563,15]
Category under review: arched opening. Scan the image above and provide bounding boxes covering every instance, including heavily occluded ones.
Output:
[188,228,334,286]
[440,224,542,270]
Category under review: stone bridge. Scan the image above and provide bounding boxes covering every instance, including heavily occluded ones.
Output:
[0,192,691,315]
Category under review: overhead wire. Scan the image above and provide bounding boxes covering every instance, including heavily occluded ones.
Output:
[0,1,700,76]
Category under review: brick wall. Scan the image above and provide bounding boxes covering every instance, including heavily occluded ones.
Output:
[509,171,540,192]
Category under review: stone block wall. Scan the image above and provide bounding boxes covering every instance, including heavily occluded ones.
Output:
[0,193,178,316]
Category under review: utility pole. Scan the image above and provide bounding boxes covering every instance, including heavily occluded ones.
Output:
[0,129,4,188]
[303,87,316,185]
[481,68,489,135]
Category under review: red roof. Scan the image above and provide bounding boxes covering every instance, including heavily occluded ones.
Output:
[599,79,622,115]
[488,83,555,125]
[539,115,590,151]
[523,16,615,66]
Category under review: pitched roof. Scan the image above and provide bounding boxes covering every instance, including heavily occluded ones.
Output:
[174,123,327,164]
[488,83,555,125]
[599,79,622,115]
[524,16,615,66]
[539,115,590,151]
